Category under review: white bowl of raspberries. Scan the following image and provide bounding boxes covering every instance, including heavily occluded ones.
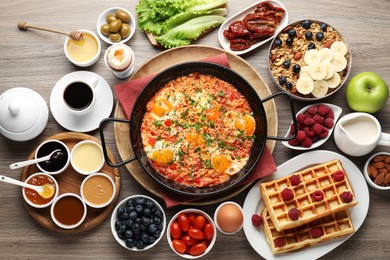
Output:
[283,103,342,149]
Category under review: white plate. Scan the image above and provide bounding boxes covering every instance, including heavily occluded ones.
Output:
[218,0,288,55]
[282,103,342,150]
[50,71,114,132]
[243,150,369,260]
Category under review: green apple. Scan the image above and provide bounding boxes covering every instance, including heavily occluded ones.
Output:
[346,72,389,113]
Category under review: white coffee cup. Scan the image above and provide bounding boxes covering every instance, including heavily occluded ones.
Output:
[334,112,390,156]
[62,76,98,115]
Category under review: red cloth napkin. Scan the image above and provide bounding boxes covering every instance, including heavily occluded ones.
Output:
[114,53,277,208]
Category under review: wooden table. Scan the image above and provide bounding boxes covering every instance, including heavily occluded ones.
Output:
[1,0,389,259]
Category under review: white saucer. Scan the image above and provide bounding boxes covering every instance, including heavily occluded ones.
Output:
[50,71,114,132]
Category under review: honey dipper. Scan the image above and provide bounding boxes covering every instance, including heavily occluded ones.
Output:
[17,21,83,41]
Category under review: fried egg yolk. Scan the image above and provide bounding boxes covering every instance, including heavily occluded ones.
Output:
[185,132,205,147]
[151,149,174,165]
[234,114,255,135]
[211,154,232,173]
[206,106,221,121]
[152,99,173,117]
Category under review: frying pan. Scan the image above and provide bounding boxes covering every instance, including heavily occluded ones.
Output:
[100,62,297,196]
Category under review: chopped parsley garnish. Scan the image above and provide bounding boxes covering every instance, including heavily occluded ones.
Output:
[153,120,163,127]
[218,90,225,97]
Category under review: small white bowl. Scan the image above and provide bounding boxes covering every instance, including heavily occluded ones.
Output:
[35,140,70,175]
[282,103,342,150]
[111,195,166,251]
[363,152,390,191]
[51,193,87,229]
[213,201,244,235]
[97,7,136,44]
[64,29,101,67]
[80,173,116,208]
[23,172,59,208]
[167,208,217,259]
[218,0,288,55]
[71,140,104,175]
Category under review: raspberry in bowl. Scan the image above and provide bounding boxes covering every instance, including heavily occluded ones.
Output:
[268,20,351,101]
[282,103,342,150]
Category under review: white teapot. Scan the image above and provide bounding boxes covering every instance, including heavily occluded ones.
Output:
[0,87,48,141]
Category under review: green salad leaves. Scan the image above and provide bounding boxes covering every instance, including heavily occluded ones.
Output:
[136,0,227,48]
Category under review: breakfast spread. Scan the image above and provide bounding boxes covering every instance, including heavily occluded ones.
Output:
[141,72,255,188]
[2,0,388,258]
[260,159,357,231]
[269,20,350,99]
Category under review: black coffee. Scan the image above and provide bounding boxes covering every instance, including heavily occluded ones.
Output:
[63,82,93,110]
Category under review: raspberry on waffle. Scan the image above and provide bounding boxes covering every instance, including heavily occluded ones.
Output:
[261,207,355,254]
[260,159,358,231]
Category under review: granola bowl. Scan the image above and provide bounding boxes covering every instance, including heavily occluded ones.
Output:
[268,19,351,101]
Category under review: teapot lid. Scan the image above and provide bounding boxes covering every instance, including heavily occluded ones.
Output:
[0,87,46,133]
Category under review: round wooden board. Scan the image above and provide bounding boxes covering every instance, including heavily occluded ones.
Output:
[20,132,120,233]
[114,45,277,206]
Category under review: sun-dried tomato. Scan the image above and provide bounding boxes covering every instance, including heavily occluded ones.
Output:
[228,21,251,37]
[230,38,251,51]
[223,30,235,40]
[243,13,276,34]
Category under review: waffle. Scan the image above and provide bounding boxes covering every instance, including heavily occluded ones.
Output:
[260,159,358,231]
[261,207,355,254]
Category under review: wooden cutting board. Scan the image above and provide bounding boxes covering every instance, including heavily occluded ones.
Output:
[21,132,120,233]
[113,45,277,205]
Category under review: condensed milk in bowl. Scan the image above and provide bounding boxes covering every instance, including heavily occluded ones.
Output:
[71,140,104,175]
[64,29,101,67]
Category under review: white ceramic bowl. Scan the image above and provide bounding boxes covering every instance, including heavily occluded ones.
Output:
[35,139,70,175]
[167,208,217,259]
[213,201,244,235]
[363,152,390,191]
[282,103,342,150]
[80,173,116,208]
[111,195,166,251]
[71,140,104,175]
[50,193,87,229]
[23,172,59,208]
[97,7,136,44]
[64,29,101,67]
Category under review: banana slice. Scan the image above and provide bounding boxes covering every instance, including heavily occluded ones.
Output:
[323,62,335,80]
[309,63,328,80]
[331,53,348,72]
[311,80,329,98]
[326,71,341,88]
[296,76,314,95]
[330,41,348,56]
[320,48,334,63]
[304,49,322,65]
[300,66,311,77]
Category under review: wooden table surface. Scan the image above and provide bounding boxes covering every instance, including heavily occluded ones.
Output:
[1,0,389,259]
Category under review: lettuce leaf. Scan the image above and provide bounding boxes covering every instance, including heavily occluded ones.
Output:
[156,15,226,48]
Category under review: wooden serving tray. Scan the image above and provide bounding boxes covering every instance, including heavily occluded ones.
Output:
[20,132,120,233]
[114,45,277,206]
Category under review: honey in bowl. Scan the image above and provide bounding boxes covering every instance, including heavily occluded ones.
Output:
[66,33,98,63]
[25,174,56,205]
[81,174,114,208]
[53,195,85,226]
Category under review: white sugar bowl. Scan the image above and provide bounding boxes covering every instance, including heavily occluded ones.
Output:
[0,87,48,141]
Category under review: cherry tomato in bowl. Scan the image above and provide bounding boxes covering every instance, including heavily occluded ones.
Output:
[167,209,217,259]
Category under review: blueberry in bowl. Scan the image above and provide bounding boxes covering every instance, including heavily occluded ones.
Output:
[111,195,166,251]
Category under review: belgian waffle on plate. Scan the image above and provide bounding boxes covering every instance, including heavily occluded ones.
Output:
[260,159,358,231]
[261,207,355,254]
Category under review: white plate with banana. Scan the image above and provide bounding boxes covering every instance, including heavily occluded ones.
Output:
[268,20,351,101]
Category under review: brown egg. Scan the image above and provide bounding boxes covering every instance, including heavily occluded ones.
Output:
[216,203,244,233]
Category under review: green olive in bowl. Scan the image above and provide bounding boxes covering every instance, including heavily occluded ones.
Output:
[100,24,110,36]
[115,10,130,23]
[120,24,130,39]
[109,33,122,43]
[109,19,122,33]
[106,13,117,24]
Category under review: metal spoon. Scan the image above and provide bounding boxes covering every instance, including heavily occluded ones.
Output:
[10,149,62,170]
[0,175,55,199]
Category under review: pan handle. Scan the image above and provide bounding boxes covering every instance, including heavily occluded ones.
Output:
[262,92,298,141]
[99,117,137,167]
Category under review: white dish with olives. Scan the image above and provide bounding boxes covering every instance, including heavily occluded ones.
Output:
[97,7,135,44]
